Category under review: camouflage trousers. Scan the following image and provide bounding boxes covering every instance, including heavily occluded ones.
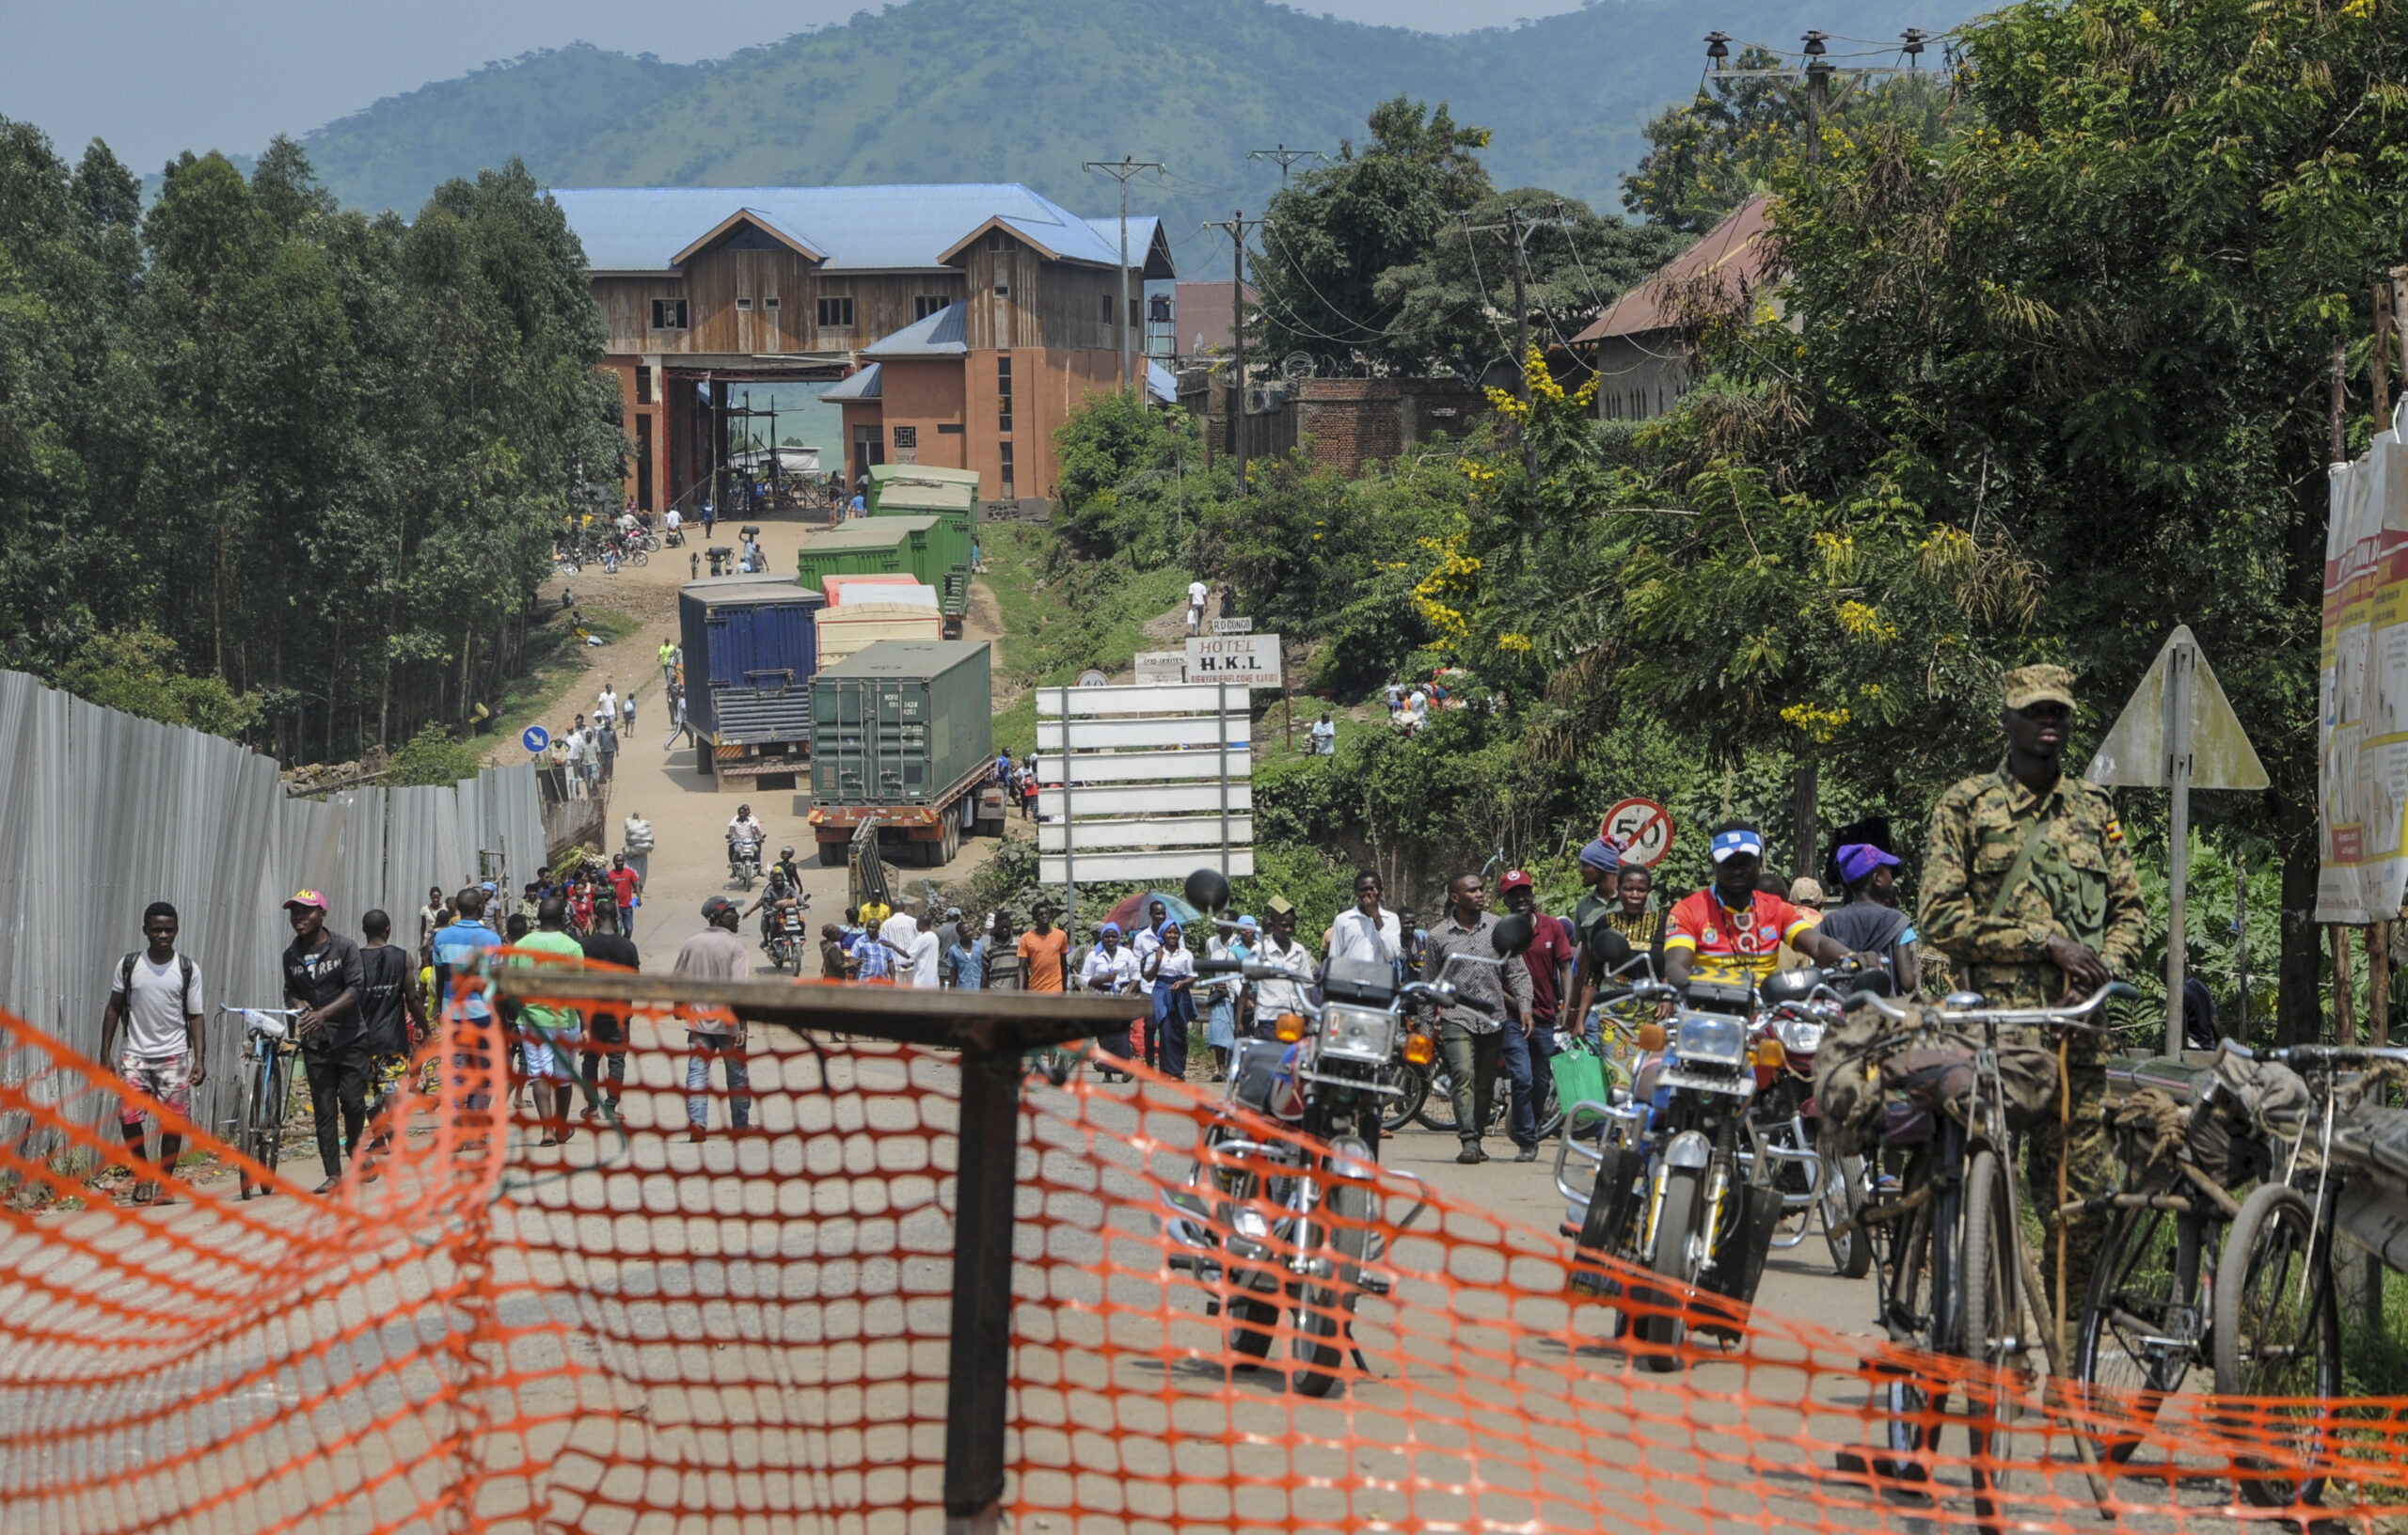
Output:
[2023,1054,2111,1338]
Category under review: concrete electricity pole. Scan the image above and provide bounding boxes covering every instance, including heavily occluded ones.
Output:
[1201,211,1262,495]
[1246,144,1324,187]
[1083,156,1165,394]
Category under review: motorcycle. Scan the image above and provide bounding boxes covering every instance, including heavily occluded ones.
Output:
[1751,963,1889,1278]
[762,896,809,973]
[728,837,762,890]
[1163,892,1535,1397]
[1568,975,1782,1371]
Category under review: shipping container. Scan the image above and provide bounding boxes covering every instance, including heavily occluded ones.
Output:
[864,468,978,633]
[816,601,944,667]
[824,577,936,609]
[677,576,827,786]
[794,516,941,594]
[807,640,994,865]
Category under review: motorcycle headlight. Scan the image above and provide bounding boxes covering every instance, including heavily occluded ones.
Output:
[1319,1004,1396,1064]
[1232,1207,1270,1238]
[1777,1017,1826,1056]
[1673,1013,1747,1068]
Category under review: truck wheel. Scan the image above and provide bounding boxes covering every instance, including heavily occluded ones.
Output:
[819,841,845,867]
[938,817,960,864]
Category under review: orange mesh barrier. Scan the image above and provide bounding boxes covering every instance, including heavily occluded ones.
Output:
[2,973,2403,1534]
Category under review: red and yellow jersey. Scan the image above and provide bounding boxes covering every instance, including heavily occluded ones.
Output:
[1663,890,1816,986]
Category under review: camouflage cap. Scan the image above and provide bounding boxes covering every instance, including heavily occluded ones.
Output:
[2000,663,2076,711]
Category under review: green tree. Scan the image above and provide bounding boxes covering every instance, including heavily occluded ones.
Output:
[55,627,261,736]
[1253,96,1493,372]
[1659,0,2408,1038]
[1622,54,1956,233]
[1372,189,1688,384]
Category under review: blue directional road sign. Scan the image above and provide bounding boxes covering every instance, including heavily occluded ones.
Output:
[521,724,550,754]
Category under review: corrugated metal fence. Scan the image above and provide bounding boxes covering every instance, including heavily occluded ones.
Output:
[0,670,543,1150]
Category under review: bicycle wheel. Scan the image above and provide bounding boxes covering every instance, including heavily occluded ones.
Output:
[1821,1147,1874,1278]
[233,1059,261,1199]
[628,547,649,567]
[1291,1136,1372,1398]
[1415,1068,1462,1132]
[2073,1204,2207,1464]
[1956,1149,2024,1515]
[2214,1182,2340,1508]
[261,1051,292,1181]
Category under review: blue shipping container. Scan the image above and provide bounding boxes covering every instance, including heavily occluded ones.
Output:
[676,576,827,744]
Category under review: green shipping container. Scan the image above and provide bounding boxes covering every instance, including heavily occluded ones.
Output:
[810,640,994,808]
[866,467,978,625]
[795,515,942,593]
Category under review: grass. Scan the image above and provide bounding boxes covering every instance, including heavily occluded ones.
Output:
[483,602,637,762]
[981,521,1193,761]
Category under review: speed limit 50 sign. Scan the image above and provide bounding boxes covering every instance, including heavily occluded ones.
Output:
[1601,798,1674,868]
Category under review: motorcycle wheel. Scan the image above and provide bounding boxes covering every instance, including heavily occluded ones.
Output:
[1821,1148,1874,1278]
[1378,1061,1427,1132]
[1291,1135,1373,1399]
[1632,1165,1703,1373]
[1228,1295,1278,1360]
[629,547,649,567]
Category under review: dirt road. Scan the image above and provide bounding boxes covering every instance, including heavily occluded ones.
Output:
[500,514,1010,964]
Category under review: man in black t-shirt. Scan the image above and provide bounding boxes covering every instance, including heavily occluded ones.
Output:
[1817,844,1920,994]
[356,909,429,1170]
[282,891,366,1194]
[579,896,641,1122]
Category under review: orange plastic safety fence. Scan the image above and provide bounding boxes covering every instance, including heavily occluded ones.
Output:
[2,972,2403,1535]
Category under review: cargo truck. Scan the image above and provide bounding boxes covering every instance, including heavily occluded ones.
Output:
[677,575,827,788]
[806,640,993,866]
[864,467,978,638]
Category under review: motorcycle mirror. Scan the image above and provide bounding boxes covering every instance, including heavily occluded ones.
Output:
[1637,1021,1668,1052]
[1490,911,1534,958]
[1184,867,1232,914]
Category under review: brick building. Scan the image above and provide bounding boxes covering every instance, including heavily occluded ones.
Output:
[1178,372,1491,480]
[550,184,1175,514]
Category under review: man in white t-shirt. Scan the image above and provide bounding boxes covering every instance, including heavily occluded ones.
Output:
[1187,579,1208,635]
[1326,869,1402,973]
[905,913,942,988]
[98,901,207,1206]
[1250,899,1311,1033]
[597,682,619,725]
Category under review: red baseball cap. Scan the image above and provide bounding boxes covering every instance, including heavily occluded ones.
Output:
[283,889,328,911]
[1498,869,1534,892]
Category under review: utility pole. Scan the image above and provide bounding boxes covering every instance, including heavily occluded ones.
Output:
[1202,211,1262,495]
[1083,155,1165,395]
[1460,202,1570,475]
[1246,144,1323,188]
[1700,27,1941,162]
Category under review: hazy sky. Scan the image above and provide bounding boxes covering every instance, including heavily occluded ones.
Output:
[2,0,1585,174]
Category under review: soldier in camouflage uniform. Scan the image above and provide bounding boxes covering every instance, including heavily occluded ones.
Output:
[1917,664,2147,1318]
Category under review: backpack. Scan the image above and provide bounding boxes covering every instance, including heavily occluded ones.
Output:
[119,951,198,1019]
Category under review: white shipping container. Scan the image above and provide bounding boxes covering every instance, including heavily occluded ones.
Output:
[816,603,944,665]
[824,575,939,609]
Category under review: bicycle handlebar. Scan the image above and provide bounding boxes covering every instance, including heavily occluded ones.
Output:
[1851,978,2135,1033]
[2223,1039,2408,1068]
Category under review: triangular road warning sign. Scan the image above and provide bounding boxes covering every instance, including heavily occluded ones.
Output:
[2085,625,2268,790]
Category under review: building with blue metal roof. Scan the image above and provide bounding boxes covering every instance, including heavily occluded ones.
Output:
[558,183,1173,518]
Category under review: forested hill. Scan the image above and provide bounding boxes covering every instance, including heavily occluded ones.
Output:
[293,0,1974,263]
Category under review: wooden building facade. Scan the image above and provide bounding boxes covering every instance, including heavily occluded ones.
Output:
[552,185,1174,515]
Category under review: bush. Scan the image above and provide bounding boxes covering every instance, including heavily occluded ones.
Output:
[54,626,261,738]
[386,722,485,786]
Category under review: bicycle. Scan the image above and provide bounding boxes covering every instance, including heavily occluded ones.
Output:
[2063,1051,2277,1470]
[2210,1038,2408,1508]
[1831,984,2128,1518]
[223,1006,301,1200]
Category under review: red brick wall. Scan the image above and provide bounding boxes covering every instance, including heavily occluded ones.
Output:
[1293,379,1490,477]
